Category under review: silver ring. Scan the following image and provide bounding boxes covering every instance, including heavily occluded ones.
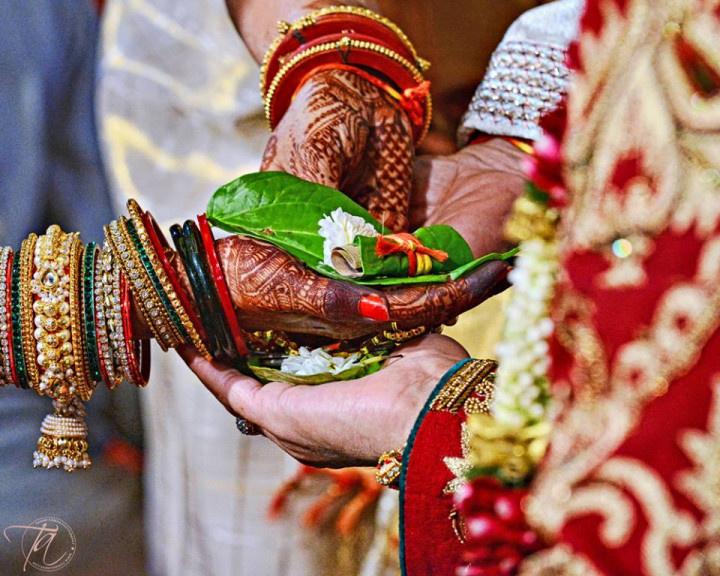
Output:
[235,417,259,436]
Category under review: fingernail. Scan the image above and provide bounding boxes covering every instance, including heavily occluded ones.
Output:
[358,294,390,321]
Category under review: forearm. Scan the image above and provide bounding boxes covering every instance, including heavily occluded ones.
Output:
[225,0,379,62]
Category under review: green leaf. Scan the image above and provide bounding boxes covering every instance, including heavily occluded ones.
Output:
[207,172,382,267]
[248,356,386,385]
[207,171,517,286]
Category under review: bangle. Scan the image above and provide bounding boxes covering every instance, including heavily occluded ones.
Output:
[68,234,94,401]
[82,242,102,383]
[20,234,39,389]
[11,250,28,388]
[105,219,182,351]
[132,202,211,359]
[31,227,76,398]
[261,6,428,96]
[120,273,151,387]
[197,214,248,356]
[170,221,239,365]
[376,446,405,488]
[0,248,13,385]
[94,246,118,387]
[264,34,431,142]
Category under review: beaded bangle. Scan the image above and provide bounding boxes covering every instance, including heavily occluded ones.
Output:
[31,227,77,398]
[20,234,39,388]
[128,200,211,359]
[100,247,128,388]
[0,248,13,385]
[105,219,179,351]
[197,214,248,356]
[68,235,93,402]
[94,246,118,388]
[171,221,238,364]
[81,243,102,383]
[124,217,189,345]
[120,272,150,387]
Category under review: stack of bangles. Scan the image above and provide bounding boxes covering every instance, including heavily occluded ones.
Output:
[261,6,432,143]
[0,200,249,471]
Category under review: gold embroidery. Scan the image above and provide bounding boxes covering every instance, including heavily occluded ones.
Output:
[431,359,496,414]
[442,423,472,495]
[518,544,602,576]
[677,379,720,540]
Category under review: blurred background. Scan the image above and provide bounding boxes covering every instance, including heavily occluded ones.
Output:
[1,1,546,574]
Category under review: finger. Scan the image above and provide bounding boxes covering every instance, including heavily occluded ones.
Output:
[384,260,511,328]
[364,104,414,232]
[177,345,263,423]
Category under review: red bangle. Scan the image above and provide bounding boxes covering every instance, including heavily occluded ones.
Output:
[4,251,18,386]
[267,32,430,141]
[197,214,248,356]
[262,13,423,96]
[140,208,209,346]
[121,273,150,387]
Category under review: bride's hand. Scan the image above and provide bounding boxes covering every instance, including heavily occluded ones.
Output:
[214,234,510,339]
[180,334,467,467]
[261,68,414,232]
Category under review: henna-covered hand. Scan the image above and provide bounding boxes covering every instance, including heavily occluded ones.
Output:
[261,68,414,232]
[215,235,509,340]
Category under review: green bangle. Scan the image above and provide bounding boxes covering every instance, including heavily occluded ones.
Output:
[124,218,189,343]
[11,255,28,389]
[170,221,238,365]
[82,243,102,382]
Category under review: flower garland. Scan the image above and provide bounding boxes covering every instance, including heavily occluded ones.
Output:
[455,106,568,575]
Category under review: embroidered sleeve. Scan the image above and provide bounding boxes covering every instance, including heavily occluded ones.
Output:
[458,0,584,144]
[399,359,496,576]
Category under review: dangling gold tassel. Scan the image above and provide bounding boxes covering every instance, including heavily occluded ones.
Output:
[33,397,91,472]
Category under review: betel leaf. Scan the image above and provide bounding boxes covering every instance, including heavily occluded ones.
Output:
[207,171,517,286]
[248,355,386,385]
[207,172,382,267]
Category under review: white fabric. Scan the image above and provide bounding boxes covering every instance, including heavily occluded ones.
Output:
[459,0,585,142]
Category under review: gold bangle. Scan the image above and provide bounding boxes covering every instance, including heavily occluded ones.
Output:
[126,200,211,359]
[376,446,405,488]
[260,5,429,96]
[264,36,431,137]
[105,219,182,350]
[31,226,76,399]
[20,234,39,388]
[68,235,94,401]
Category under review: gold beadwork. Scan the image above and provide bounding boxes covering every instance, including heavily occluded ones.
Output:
[31,226,78,399]
[68,234,93,401]
[375,446,405,487]
[20,234,39,388]
[126,200,211,359]
[431,359,497,414]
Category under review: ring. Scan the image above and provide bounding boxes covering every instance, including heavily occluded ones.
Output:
[235,417,259,436]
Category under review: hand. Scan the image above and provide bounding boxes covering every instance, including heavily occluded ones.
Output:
[411,138,527,256]
[261,68,414,232]
[214,234,510,339]
[180,333,468,467]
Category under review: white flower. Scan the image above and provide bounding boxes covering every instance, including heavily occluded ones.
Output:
[492,237,558,428]
[280,346,362,376]
[318,208,378,268]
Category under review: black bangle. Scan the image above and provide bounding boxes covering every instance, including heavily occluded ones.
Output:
[82,243,102,382]
[170,221,241,368]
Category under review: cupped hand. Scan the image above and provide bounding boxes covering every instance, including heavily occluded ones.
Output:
[261,68,414,232]
[214,234,510,339]
[180,333,468,467]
